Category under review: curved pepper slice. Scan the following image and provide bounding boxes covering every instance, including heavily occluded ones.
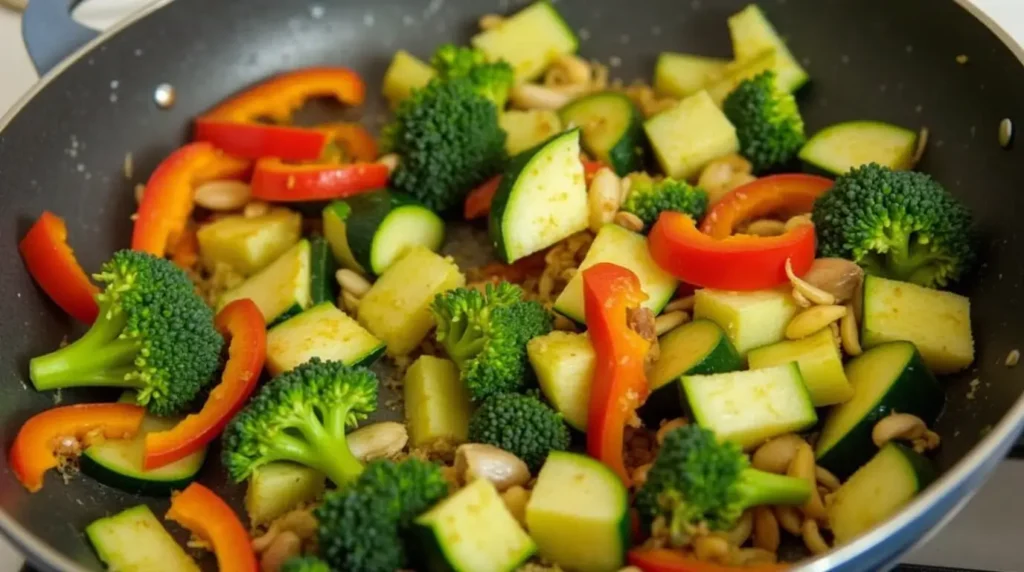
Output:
[10,403,146,493]
[144,299,266,469]
[316,122,379,163]
[699,174,833,239]
[194,119,328,162]
[166,483,258,572]
[132,142,251,257]
[463,160,606,220]
[19,211,99,323]
[250,159,389,202]
[650,212,816,291]
[583,262,652,486]
[203,67,366,124]
[628,548,789,572]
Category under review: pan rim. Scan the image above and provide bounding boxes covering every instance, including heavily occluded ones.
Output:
[0,1,1022,571]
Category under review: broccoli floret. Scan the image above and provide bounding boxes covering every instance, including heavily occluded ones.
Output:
[620,173,709,230]
[432,282,553,401]
[316,458,448,572]
[722,71,806,173]
[221,358,377,486]
[812,163,975,288]
[28,250,222,416]
[468,393,570,471]
[431,44,514,109]
[636,425,810,544]
[384,77,507,213]
[281,556,330,572]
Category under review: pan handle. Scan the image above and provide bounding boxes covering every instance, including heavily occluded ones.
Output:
[22,0,99,75]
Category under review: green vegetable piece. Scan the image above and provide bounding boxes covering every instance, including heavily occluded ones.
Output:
[722,71,806,173]
[620,173,709,231]
[468,393,570,472]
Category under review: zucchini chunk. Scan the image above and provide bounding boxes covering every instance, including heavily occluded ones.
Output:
[705,49,780,107]
[196,207,301,276]
[218,239,311,324]
[489,129,589,263]
[799,121,919,175]
[470,1,578,81]
[654,53,729,99]
[500,110,564,157]
[815,342,945,478]
[245,462,326,528]
[682,363,817,450]
[861,275,974,374]
[693,287,799,357]
[559,91,644,175]
[308,236,339,306]
[404,356,472,448]
[382,50,436,108]
[747,327,854,407]
[644,90,740,179]
[526,452,630,572]
[527,331,595,432]
[266,302,385,376]
[86,505,199,572]
[727,4,809,92]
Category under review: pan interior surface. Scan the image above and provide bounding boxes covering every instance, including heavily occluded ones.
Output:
[1,0,1023,569]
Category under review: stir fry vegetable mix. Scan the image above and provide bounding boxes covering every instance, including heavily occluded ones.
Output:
[11,2,977,571]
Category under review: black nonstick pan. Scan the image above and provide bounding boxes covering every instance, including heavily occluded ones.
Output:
[4,0,1024,570]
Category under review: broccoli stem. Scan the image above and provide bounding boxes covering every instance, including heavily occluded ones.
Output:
[735,468,812,509]
[29,307,143,391]
[272,406,365,486]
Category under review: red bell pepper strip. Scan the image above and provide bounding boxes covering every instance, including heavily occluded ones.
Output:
[649,212,816,291]
[203,67,366,124]
[194,118,328,162]
[144,299,266,469]
[699,174,833,239]
[166,483,258,572]
[132,142,251,257]
[317,122,379,162]
[10,403,146,493]
[628,548,790,572]
[250,159,388,202]
[19,211,99,324]
[583,262,652,486]
[463,160,606,221]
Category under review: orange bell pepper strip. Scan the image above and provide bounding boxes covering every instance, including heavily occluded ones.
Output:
[628,548,790,572]
[132,142,252,257]
[463,160,606,220]
[166,483,258,572]
[144,299,266,470]
[583,262,652,486]
[316,122,379,162]
[202,67,366,124]
[10,403,146,493]
[168,227,199,271]
[699,174,833,238]
[649,212,816,291]
[194,119,328,161]
[19,211,99,323]
[250,159,388,202]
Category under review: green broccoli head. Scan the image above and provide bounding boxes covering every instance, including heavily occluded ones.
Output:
[468,393,570,471]
[635,425,810,544]
[432,282,553,401]
[221,358,378,486]
[385,77,507,213]
[812,163,975,288]
[316,458,449,572]
[722,71,806,173]
[620,173,709,230]
[431,44,514,109]
[280,556,330,572]
[28,250,223,416]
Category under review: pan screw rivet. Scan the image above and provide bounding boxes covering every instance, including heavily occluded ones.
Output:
[154,83,176,109]
[998,118,1013,149]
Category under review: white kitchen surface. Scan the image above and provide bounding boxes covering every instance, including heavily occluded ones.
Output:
[2,0,1024,570]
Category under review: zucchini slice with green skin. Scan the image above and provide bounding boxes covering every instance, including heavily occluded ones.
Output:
[219,238,311,325]
[470,0,578,82]
[86,505,200,572]
[799,121,919,175]
[815,342,945,479]
[527,331,595,432]
[413,479,537,572]
[654,53,729,99]
[683,362,817,450]
[489,129,589,263]
[404,356,472,448]
[81,409,206,497]
[308,236,339,306]
[828,443,936,545]
[559,91,644,175]
[554,224,678,324]
[245,463,326,528]
[644,90,739,179]
[747,327,853,407]
[640,319,743,424]
[727,4,809,93]
[526,452,630,572]
[323,190,445,278]
[266,302,385,375]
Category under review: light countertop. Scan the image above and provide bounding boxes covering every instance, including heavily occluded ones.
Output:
[1,1,1024,570]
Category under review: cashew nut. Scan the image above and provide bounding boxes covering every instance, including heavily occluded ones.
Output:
[801,258,864,304]
[336,268,372,298]
[693,534,730,563]
[872,413,941,452]
[588,167,622,233]
[259,531,301,572]
[194,180,252,211]
[348,422,408,462]
[752,434,804,474]
[815,465,842,492]
[787,442,827,521]
[802,519,831,555]
[723,510,754,547]
[697,154,753,205]
[774,505,803,536]
[614,210,645,232]
[786,258,837,306]
[785,304,847,340]
[840,304,862,356]
[501,485,531,525]
[663,295,695,313]
[654,311,690,337]
[734,548,779,566]
[743,219,786,237]
[510,83,574,111]
[752,507,780,552]
[454,443,531,492]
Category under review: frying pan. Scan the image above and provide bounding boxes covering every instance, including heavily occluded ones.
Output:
[3,0,1024,570]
